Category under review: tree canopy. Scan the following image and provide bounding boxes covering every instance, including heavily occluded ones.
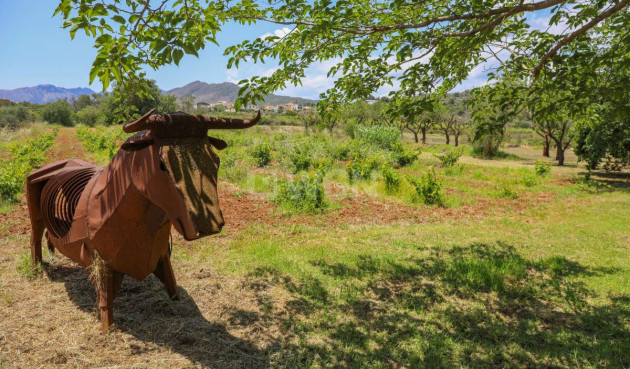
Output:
[55,1,630,103]
[56,0,630,163]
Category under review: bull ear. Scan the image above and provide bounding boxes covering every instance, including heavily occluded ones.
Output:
[208,136,228,150]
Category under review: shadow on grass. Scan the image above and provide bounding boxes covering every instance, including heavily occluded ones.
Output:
[43,263,270,368]
[244,242,630,368]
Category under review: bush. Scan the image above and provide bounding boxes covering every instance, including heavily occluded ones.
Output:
[472,132,503,157]
[408,168,444,206]
[288,144,313,173]
[535,160,551,176]
[347,156,379,183]
[344,121,357,138]
[497,181,518,199]
[275,171,327,213]
[391,145,420,167]
[76,125,127,161]
[41,100,74,126]
[249,141,272,167]
[0,131,56,203]
[75,106,102,127]
[330,141,352,160]
[382,167,401,194]
[520,170,538,187]
[355,125,400,150]
[0,106,31,130]
[435,148,463,167]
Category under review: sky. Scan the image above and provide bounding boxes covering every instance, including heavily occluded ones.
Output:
[0,1,557,99]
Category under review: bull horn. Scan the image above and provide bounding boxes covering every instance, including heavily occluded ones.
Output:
[204,111,261,130]
[122,108,156,133]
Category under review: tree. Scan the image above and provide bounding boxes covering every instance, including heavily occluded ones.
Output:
[318,110,340,135]
[451,114,472,147]
[574,106,630,170]
[102,79,178,124]
[389,97,438,144]
[55,0,630,107]
[73,94,94,111]
[298,111,319,134]
[41,100,74,126]
[75,105,102,126]
[0,106,32,130]
[180,94,195,113]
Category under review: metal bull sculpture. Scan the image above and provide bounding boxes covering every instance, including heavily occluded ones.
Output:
[26,109,260,332]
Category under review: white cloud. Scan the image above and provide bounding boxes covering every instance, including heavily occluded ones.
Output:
[529,14,570,35]
[260,27,292,40]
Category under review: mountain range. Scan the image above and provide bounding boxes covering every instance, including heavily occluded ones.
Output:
[0,85,95,104]
[165,81,316,105]
[0,82,316,105]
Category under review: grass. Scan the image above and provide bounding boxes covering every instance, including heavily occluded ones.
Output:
[0,123,628,367]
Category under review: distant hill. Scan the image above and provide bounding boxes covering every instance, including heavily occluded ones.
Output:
[0,85,94,104]
[166,81,317,105]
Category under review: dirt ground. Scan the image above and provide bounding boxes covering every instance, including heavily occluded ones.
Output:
[0,128,589,368]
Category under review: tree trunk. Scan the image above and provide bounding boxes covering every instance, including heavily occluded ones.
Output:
[413,131,419,143]
[556,146,565,166]
[454,133,460,147]
[421,129,427,144]
[542,136,550,157]
[445,131,450,145]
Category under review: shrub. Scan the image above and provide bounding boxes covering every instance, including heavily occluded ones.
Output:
[472,132,503,158]
[41,100,74,126]
[435,148,463,167]
[347,156,379,183]
[391,144,420,167]
[355,125,400,150]
[249,141,272,167]
[76,126,127,161]
[275,171,327,213]
[75,106,102,127]
[521,171,538,187]
[344,121,357,138]
[0,131,56,203]
[330,141,352,160]
[382,167,401,194]
[535,160,551,176]
[313,157,333,174]
[220,149,241,168]
[497,181,518,199]
[288,144,313,173]
[0,106,31,130]
[408,168,444,206]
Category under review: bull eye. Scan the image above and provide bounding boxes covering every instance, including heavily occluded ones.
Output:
[159,159,168,172]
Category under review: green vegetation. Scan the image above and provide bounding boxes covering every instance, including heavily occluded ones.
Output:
[535,160,552,177]
[0,130,56,204]
[275,171,327,213]
[354,125,400,150]
[76,125,128,163]
[249,141,273,167]
[408,168,445,206]
[435,147,463,168]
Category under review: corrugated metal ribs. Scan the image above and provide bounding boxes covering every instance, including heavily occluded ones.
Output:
[40,167,100,239]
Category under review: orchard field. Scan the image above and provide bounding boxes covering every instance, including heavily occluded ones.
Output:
[0,121,629,368]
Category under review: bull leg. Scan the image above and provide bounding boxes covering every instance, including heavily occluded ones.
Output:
[98,270,123,333]
[26,181,45,266]
[29,219,44,266]
[153,256,180,301]
[45,232,55,254]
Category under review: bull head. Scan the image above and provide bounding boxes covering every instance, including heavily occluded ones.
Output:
[121,109,260,240]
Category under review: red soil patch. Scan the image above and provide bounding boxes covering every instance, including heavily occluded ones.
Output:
[46,128,94,163]
[218,183,280,233]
